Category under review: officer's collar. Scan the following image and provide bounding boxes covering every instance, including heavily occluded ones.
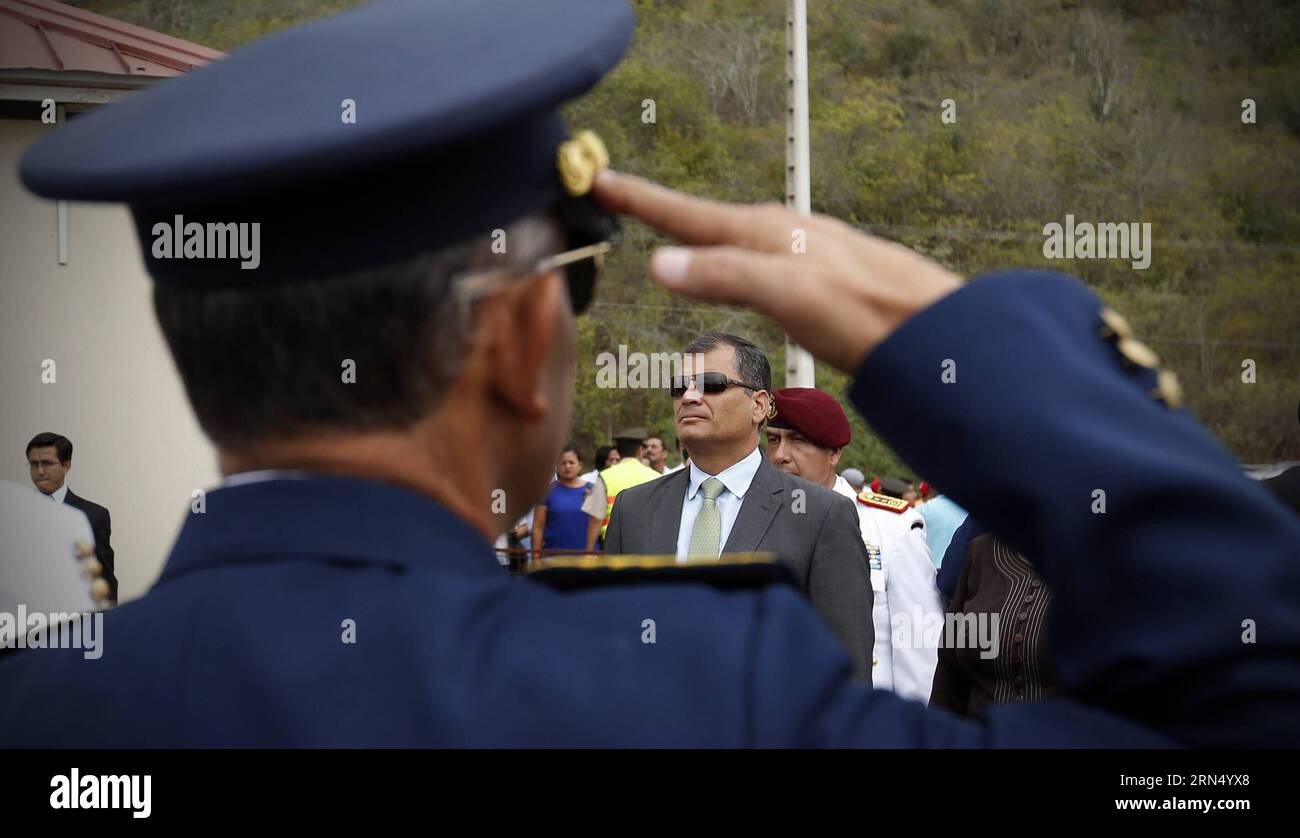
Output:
[157,474,500,585]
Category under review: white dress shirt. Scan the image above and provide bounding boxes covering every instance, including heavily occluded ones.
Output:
[675,446,762,562]
[833,474,942,701]
[46,484,70,504]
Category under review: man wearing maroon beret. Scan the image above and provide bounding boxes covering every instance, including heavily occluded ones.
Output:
[767,387,943,701]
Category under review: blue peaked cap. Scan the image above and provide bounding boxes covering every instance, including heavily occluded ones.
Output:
[20,0,633,286]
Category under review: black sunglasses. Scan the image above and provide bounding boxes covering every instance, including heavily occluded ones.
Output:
[669,372,760,398]
[542,241,608,316]
[456,240,611,316]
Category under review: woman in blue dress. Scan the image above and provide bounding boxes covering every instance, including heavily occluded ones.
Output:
[531,446,595,559]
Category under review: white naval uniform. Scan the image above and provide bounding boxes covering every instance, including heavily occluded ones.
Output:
[833,475,942,701]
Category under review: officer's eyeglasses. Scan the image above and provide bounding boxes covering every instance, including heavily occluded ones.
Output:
[669,372,761,398]
[456,240,613,316]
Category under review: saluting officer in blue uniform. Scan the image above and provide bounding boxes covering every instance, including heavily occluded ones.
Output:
[3,0,1297,747]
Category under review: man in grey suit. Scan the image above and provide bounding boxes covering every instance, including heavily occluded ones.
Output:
[605,332,875,680]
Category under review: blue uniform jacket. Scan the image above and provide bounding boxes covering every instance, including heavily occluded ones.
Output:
[2,271,1296,746]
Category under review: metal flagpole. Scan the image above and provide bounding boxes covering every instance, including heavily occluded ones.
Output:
[784,0,815,388]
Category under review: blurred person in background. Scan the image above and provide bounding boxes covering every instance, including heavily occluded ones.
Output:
[919,483,968,570]
[592,428,662,542]
[26,433,117,603]
[532,445,598,559]
[840,467,866,493]
[580,445,619,485]
[644,436,670,474]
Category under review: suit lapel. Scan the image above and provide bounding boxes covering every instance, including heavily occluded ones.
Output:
[722,457,783,554]
[651,470,687,555]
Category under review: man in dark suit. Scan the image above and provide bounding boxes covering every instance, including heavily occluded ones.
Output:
[605,332,875,679]
[25,432,117,602]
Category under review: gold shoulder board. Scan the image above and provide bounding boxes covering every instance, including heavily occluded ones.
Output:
[857,491,910,513]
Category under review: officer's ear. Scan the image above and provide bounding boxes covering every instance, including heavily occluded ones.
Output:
[476,269,568,420]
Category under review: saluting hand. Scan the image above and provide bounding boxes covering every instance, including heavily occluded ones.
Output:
[593,169,963,374]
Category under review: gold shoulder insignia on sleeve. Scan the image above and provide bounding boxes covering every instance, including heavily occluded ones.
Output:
[1151,368,1184,409]
[1098,307,1134,341]
[857,491,910,512]
[1117,337,1160,369]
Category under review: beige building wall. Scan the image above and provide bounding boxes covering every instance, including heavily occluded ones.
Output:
[0,117,219,602]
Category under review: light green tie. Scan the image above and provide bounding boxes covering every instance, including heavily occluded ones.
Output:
[687,477,726,559]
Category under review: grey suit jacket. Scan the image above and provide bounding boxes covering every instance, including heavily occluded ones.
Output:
[605,456,875,681]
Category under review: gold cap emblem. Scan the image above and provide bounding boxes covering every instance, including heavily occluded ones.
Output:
[556,130,609,196]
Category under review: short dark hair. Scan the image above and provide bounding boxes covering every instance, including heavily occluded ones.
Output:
[614,437,643,458]
[683,331,772,393]
[26,432,72,463]
[558,444,580,460]
[153,215,562,448]
[594,445,616,470]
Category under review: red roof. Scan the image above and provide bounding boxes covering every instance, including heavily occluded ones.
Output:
[0,0,223,78]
